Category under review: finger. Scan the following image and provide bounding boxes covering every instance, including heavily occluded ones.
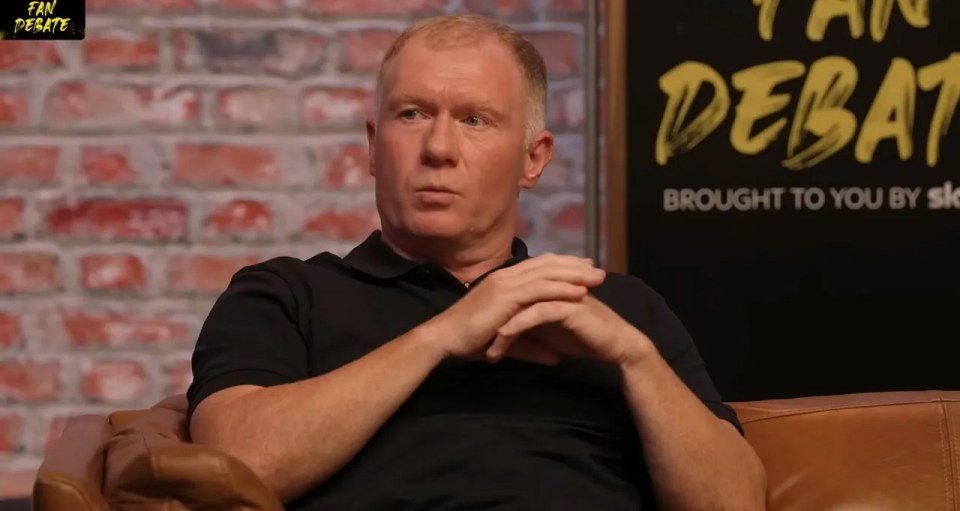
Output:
[502,254,605,288]
[510,253,594,271]
[498,301,571,338]
[524,256,606,286]
[501,338,561,366]
[514,281,589,307]
[534,265,606,288]
[486,331,519,362]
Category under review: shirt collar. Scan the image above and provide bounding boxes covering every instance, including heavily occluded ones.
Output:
[343,230,530,280]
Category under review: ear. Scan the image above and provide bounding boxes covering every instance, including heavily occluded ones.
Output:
[519,130,554,189]
[366,119,377,177]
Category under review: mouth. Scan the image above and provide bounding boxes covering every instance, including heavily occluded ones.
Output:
[415,187,458,195]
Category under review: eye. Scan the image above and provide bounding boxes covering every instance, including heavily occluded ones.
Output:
[400,109,420,120]
[463,115,485,127]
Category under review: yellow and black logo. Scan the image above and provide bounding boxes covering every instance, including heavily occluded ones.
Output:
[0,0,85,40]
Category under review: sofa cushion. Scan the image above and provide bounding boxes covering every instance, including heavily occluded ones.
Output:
[101,395,283,511]
[732,390,960,511]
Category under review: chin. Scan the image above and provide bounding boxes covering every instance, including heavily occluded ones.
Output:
[401,212,468,240]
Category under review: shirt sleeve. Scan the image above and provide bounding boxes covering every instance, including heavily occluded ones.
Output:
[186,261,310,422]
[644,286,745,436]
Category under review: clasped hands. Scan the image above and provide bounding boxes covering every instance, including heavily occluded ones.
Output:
[431,254,653,368]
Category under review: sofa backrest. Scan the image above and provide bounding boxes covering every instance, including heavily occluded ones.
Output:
[731,390,960,511]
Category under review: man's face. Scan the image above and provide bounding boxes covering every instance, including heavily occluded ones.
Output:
[368,35,550,243]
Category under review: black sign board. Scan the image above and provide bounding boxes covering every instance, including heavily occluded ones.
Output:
[617,0,959,401]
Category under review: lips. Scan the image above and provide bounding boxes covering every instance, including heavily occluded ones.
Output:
[415,186,457,194]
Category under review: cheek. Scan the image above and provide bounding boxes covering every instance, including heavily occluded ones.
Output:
[468,147,525,192]
[375,137,415,188]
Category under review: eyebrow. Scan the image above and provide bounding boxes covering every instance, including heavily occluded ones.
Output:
[385,93,432,110]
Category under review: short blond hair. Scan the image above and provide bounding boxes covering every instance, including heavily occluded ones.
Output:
[375,14,548,142]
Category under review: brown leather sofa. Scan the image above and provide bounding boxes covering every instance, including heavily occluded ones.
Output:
[33,390,960,510]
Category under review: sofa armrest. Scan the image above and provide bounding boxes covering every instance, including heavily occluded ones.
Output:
[33,415,113,511]
[104,436,284,511]
[102,406,283,511]
[730,390,960,511]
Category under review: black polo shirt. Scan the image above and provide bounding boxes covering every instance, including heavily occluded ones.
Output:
[187,230,742,511]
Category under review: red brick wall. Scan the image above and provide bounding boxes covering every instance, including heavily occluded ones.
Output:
[0,0,587,497]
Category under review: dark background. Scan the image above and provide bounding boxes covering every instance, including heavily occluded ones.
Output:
[625,0,960,401]
[0,0,85,40]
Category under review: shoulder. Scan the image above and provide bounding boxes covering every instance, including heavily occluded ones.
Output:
[220,251,347,303]
[593,271,666,313]
[594,271,656,293]
[234,251,344,283]
[592,271,686,340]
[205,252,348,333]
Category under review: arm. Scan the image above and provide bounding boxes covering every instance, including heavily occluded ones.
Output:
[485,283,767,510]
[619,342,767,511]
[618,288,766,510]
[190,322,447,504]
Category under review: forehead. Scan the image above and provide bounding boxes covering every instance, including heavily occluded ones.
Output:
[382,35,526,100]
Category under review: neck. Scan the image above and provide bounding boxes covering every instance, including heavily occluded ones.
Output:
[380,227,516,285]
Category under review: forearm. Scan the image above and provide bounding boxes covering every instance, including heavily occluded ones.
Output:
[619,344,767,511]
[192,323,447,503]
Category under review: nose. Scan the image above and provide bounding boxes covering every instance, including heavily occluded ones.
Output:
[421,114,459,168]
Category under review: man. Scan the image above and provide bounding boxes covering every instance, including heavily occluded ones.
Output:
[187,14,767,511]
